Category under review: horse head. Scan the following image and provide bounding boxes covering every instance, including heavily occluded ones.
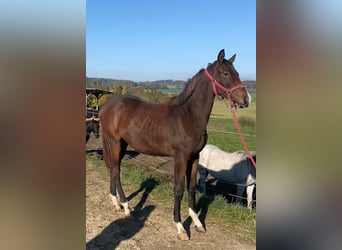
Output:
[206,49,251,109]
[86,117,100,139]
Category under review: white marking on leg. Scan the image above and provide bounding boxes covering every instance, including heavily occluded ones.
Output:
[110,193,121,210]
[189,208,203,228]
[175,221,186,234]
[121,201,131,216]
[246,185,254,210]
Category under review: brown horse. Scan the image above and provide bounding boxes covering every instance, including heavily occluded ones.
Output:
[99,49,251,240]
[86,118,100,144]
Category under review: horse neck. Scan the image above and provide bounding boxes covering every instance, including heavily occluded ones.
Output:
[182,71,214,129]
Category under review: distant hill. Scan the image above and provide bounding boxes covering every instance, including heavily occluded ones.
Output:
[86,77,255,92]
[86,77,186,90]
[243,80,256,91]
[86,77,136,88]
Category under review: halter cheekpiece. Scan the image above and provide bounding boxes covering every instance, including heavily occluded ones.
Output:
[204,68,246,109]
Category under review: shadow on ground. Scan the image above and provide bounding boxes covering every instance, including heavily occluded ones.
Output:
[86,205,155,250]
[86,177,159,250]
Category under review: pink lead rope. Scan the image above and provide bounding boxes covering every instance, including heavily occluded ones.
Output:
[204,68,256,169]
[231,112,256,168]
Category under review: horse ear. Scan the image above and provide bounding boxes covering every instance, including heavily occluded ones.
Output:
[228,54,236,63]
[218,49,225,62]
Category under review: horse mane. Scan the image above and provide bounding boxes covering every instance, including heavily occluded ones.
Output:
[165,69,204,105]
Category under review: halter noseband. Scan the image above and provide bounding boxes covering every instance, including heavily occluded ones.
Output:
[204,68,246,108]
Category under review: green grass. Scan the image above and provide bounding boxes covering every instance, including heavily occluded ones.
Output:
[206,94,256,152]
[207,117,256,152]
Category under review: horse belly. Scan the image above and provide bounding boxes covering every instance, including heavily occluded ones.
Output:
[122,126,174,156]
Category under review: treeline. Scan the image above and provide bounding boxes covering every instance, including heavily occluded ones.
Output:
[86,77,255,91]
[86,77,186,90]
[244,81,256,90]
[86,77,256,108]
[86,77,185,108]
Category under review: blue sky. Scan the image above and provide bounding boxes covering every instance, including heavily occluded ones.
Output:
[86,0,255,81]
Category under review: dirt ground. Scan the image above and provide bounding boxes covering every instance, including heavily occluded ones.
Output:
[86,135,255,250]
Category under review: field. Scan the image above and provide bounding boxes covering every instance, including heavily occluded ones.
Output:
[208,96,256,152]
[210,94,256,120]
[86,94,256,249]
[159,85,183,94]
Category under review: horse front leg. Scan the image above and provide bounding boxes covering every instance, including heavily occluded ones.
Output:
[173,157,189,240]
[246,184,255,210]
[187,156,206,233]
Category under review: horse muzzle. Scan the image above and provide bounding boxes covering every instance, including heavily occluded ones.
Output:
[238,90,252,108]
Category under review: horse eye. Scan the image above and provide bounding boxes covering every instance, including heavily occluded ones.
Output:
[223,72,230,77]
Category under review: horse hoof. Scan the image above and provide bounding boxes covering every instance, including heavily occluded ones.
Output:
[177,232,189,241]
[113,205,122,212]
[195,225,206,233]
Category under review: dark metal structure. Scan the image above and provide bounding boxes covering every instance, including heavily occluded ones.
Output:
[86,88,113,118]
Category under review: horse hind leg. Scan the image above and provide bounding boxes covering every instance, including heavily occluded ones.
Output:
[116,139,130,215]
[187,157,206,234]
[107,136,130,216]
[102,135,121,211]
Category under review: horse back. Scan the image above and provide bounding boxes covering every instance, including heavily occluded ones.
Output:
[99,95,201,156]
[199,144,256,185]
